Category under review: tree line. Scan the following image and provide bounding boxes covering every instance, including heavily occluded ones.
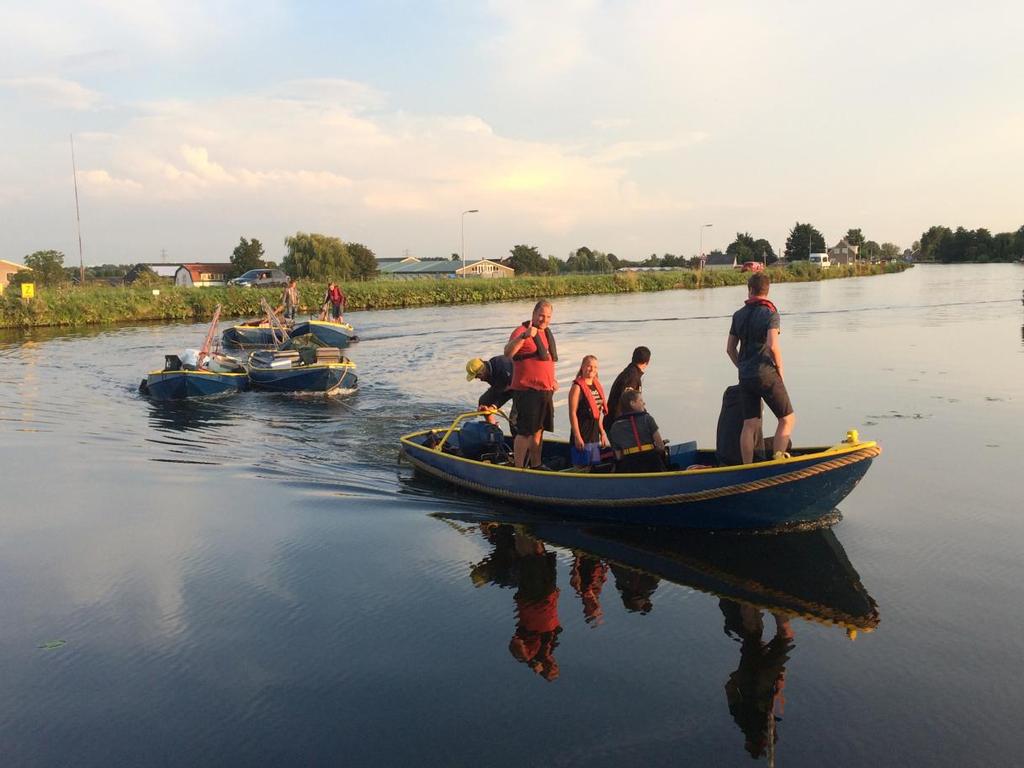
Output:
[917,224,1024,263]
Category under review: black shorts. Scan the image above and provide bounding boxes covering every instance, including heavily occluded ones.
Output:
[739,370,793,420]
[512,389,554,434]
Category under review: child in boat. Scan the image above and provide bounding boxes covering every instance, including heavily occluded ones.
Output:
[567,354,609,469]
[608,389,666,473]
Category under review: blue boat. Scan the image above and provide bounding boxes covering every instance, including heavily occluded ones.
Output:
[221,322,290,348]
[247,351,357,394]
[144,362,249,400]
[399,412,881,530]
[290,319,358,348]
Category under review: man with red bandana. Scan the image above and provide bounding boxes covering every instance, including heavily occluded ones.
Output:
[726,273,795,464]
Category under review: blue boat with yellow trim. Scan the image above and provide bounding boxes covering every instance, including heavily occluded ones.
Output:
[246,349,357,394]
[399,412,881,530]
[290,319,358,348]
[221,321,290,348]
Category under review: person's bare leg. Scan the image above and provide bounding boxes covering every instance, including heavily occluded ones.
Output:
[513,434,531,468]
[528,430,543,467]
[740,417,761,464]
[774,413,795,456]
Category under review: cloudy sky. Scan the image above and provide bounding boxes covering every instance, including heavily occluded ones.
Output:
[2,1,1022,265]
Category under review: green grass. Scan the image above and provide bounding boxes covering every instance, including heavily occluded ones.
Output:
[0,262,909,329]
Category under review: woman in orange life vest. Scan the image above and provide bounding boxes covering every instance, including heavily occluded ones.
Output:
[567,355,609,469]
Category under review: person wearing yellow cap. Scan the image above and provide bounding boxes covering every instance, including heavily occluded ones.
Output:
[466,354,515,431]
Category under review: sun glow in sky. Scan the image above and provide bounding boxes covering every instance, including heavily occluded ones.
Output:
[1,1,1022,265]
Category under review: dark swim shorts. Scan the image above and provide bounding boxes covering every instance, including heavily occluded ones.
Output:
[512,389,554,434]
[739,369,793,420]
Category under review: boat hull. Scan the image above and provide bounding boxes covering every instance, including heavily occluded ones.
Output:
[247,363,357,394]
[291,320,357,348]
[221,325,286,348]
[400,431,879,530]
[145,370,249,400]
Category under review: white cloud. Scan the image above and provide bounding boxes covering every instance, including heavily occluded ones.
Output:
[1,76,103,110]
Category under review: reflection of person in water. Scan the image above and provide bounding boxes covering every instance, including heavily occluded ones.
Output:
[610,563,660,614]
[469,524,562,682]
[570,553,607,626]
[720,599,795,760]
[508,531,562,681]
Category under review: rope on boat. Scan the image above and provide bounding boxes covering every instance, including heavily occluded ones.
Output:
[403,444,882,509]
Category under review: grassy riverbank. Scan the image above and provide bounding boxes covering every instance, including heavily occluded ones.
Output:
[0,262,909,328]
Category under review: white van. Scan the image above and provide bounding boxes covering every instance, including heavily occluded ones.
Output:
[809,253,831,269]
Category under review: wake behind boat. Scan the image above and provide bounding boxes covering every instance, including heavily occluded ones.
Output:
[400,412,881,530]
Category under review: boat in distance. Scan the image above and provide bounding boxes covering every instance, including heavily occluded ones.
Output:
[246,349,357,394]
[143,354,248,400]
[399,412,881,530]
[291,319,358,348]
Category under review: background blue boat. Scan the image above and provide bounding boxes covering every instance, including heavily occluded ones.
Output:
[145,368,249,400]
[247,355,357,394]
[400,413,881,530]
[221,323,288,348]
[290,319,358,348]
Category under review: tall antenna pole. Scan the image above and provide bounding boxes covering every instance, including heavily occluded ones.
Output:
[70,134,85,285]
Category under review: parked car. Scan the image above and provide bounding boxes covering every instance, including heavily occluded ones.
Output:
[228,269,290,288]
[740,261,765,272]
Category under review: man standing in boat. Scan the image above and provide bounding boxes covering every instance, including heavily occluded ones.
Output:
[505,300,557,469]
[604,345,651,433]
[726,273,795,464]
[276,277,299,324]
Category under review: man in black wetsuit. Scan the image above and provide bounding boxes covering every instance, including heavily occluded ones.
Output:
[726,273,795,464]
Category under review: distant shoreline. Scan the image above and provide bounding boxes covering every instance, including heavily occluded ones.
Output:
[0,262,909,330]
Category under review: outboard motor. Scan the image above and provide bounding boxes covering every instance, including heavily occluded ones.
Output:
[458,421,506,461]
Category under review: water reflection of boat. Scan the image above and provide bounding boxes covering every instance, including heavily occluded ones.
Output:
[402,412,881,530]
[448,513,879,633]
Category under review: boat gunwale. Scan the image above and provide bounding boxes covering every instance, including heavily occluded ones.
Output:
[399,428,878,480]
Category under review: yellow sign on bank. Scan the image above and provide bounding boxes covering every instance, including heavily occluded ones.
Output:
[21,283,35,299]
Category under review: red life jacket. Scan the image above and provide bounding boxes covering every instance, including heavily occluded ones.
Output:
[328,285,343,304]
[745,296,778,313]
[573,376,607,419]
[510,323,557,390]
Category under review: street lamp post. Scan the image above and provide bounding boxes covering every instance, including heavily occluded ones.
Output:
[461,209,479,277]
[698,223,713,269]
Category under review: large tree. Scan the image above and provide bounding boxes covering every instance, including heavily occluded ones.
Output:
[844,228,865,246]
[880,242,901,260]
[784,223,826,261]
[282,232,352,279]
[919,225,952,261]
[230,237,266,278]
[347,242,378,280]
[23,250,67,286]
[727,232,777,264]
[508,244,545,275]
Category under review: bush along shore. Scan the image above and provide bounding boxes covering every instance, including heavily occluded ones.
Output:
[0,262,909,329]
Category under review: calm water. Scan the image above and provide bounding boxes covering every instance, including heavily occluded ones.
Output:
[1,264,1022,767]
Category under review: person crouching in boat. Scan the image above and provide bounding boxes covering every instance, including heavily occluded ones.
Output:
[568,355,609,470]
[608,389,666,473]
[467,355,516,433]
[505,300,558,469]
